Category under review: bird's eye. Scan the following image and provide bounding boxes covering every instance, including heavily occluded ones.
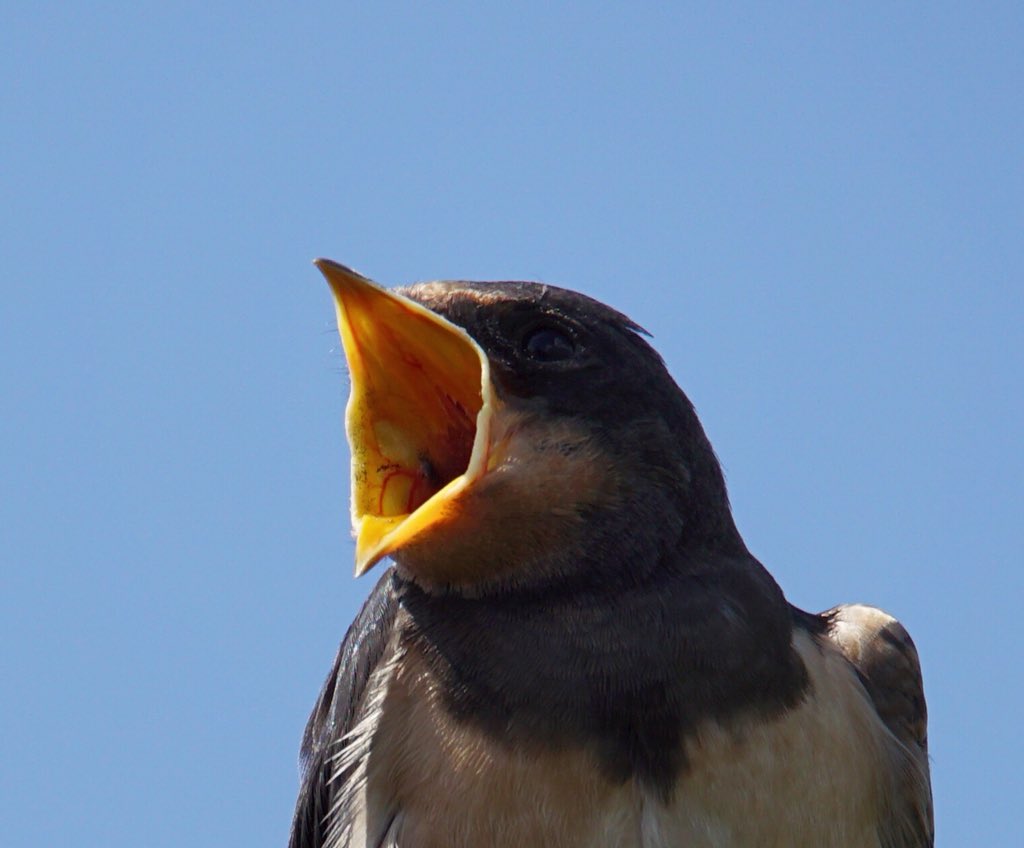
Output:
[522,325,576,361]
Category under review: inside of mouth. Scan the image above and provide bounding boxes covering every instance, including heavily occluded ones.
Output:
[345,305,484,527]
[360,391,476,519]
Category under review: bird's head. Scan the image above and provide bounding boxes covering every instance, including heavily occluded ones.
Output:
[319,259,741,596]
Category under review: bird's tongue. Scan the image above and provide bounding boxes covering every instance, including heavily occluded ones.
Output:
[316,260,496,576]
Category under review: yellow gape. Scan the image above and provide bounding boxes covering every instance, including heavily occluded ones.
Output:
[317,260,498,576]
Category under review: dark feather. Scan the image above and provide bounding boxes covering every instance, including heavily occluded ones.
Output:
[289,570,399,848]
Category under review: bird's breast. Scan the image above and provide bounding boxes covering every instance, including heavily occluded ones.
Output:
[343,629,897,848]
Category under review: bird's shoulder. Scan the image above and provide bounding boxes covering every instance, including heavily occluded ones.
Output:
[803,603,934,847]
[289,569,401,848]
[816,604,929,760]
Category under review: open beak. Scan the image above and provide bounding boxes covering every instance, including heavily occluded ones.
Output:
[316,259,498,576]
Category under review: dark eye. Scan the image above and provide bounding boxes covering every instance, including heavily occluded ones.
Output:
[522,325,576,361]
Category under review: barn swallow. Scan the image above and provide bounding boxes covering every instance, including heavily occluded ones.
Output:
[289,261,932,848]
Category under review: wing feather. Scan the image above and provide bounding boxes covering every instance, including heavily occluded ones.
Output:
[289,569,400,848]
[824,603,933,848]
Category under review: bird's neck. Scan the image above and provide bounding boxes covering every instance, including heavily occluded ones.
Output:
[394,549,808,797]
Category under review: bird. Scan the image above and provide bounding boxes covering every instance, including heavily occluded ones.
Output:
[289,259,933,848]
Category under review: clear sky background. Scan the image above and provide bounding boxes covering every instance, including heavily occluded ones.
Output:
[2,4,1020,846]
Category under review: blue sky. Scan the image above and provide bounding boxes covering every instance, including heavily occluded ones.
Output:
[2,4,1020,845]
